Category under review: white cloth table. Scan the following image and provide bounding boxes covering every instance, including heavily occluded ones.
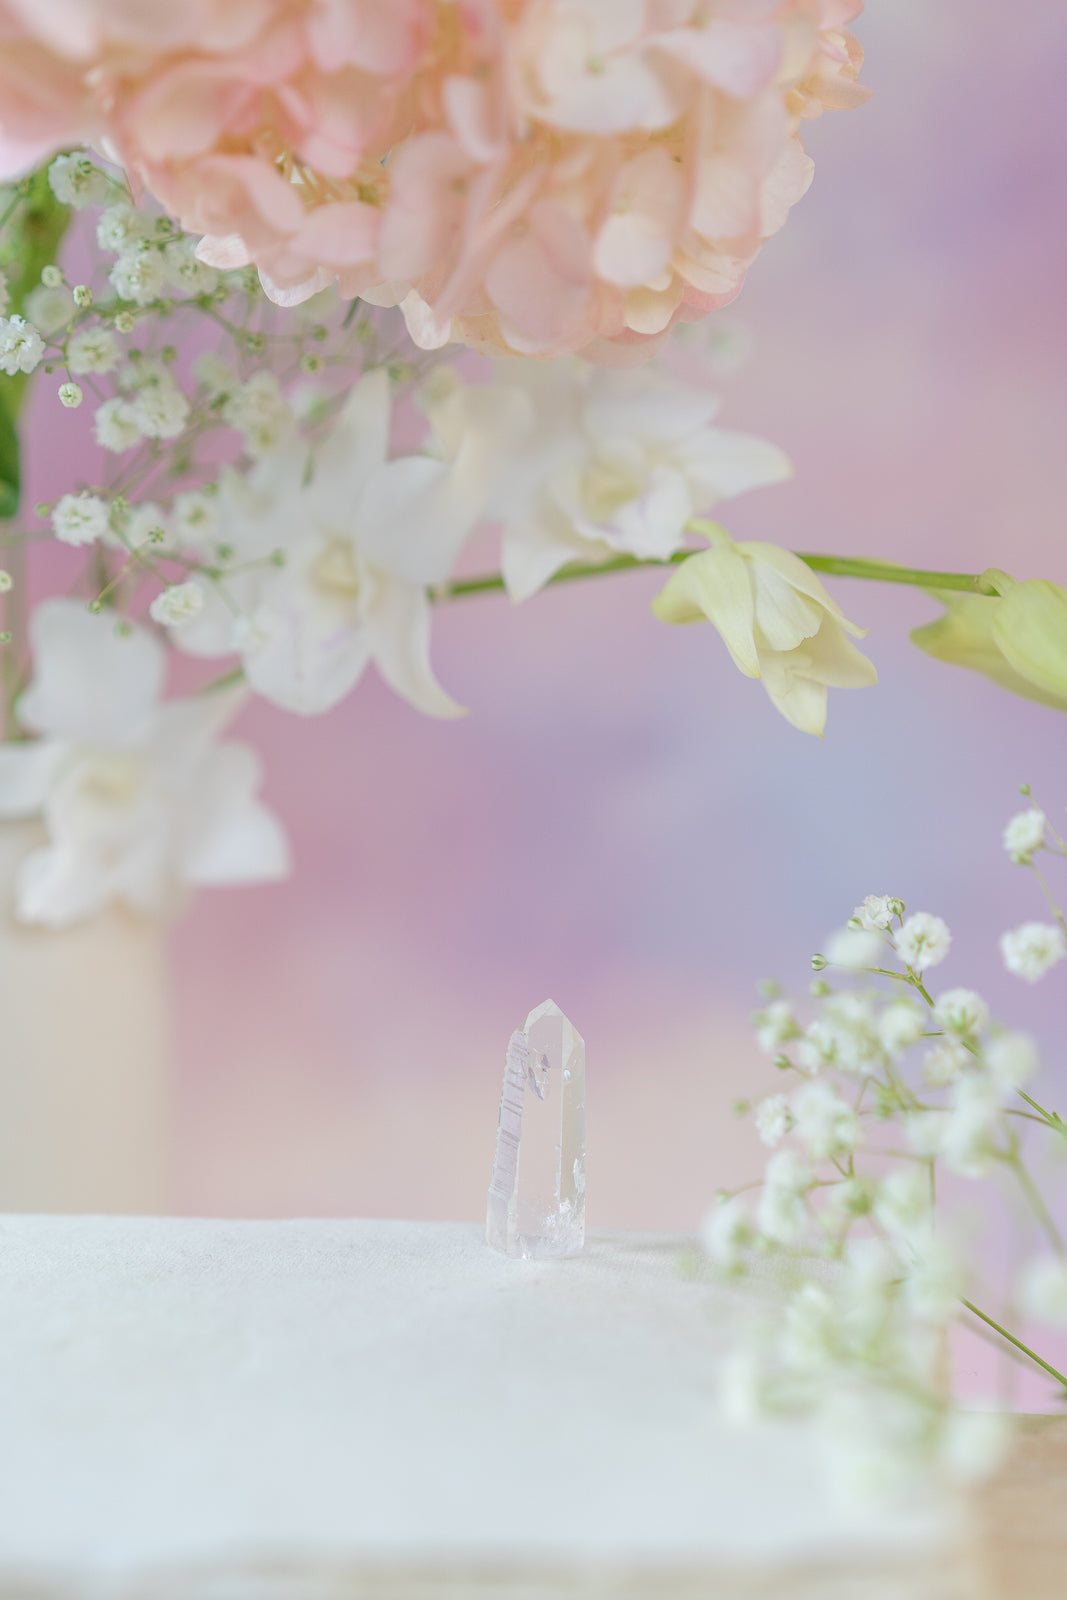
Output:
[0,1218,976,1597]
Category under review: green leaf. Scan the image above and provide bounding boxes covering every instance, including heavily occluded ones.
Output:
[0,164,74,523]
[0,387,19,520]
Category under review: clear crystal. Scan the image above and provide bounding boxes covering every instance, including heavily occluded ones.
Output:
[486,999,585,1260]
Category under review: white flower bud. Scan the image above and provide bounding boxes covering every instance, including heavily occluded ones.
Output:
[58,382,83,408]
[41,264,63,288]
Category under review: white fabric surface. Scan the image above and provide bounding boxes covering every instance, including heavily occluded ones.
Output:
[0,1218,971,1598]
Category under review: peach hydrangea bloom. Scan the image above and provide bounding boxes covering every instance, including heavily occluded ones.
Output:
[0,0,869,359]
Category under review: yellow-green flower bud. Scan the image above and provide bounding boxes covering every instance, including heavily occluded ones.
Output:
[912,590,1067,713]
[991,579,1067,701]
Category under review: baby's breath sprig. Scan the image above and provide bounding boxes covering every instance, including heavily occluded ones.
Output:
[708,807,1067,1501]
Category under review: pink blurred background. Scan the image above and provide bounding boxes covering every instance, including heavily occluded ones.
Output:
[21,0,1067,1301]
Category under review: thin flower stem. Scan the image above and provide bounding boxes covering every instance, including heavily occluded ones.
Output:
[1016,1088,1067,1136]
[795,555,980,590]
[200,665,246,695]
[0,192,24,233]
[1027,859,1067,940]
[964,1313,1044,1375]
[1006,1109,1060,1127]
[1008,1149,1066,1257]
[434,550,982,604]
[960,1299,1067,1393]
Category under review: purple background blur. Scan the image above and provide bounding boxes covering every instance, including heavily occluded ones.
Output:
[25,0,1067,1288]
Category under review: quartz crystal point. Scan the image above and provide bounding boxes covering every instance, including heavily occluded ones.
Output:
[486,999,585,1260]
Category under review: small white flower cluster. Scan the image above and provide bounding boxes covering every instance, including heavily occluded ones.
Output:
[713,849,1067,1501]
[0,315,45,376]
[96,202,218,307]
[998,790,1067,980]
[48,154,113,210]
[221,372,294,459]
[1000,921,1067,983]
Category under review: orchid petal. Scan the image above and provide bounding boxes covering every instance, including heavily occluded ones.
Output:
[0,739,67,820]
[365,580,464,719]
[14,844,114,928]
[738,542,861,632]
[680,428,793,502]
[181,742,290,884]
[501,513,596,603]
[242,603,373,715]
[310,367,391,510]
[18,602,165,746]
[652,546,760,678]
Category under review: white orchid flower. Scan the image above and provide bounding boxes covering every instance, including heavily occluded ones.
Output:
[173,367,510,717]
[428,361,792,602]
[0,601,289,927]
[652,527,878,735]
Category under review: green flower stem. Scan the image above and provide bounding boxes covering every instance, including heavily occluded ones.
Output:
[1007,1146,1066,1258]
[1027,859,1067,941]
[1015,1088,1067,1139]
[436,550,982,604]
[200,666,247,695]
[796,555,979,591]
[961,1299,1067,1393]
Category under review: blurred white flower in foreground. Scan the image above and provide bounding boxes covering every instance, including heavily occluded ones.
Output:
[0,601,288,927]
[1000,921,1067,983]
[174,368,515,717]
[651,529,877,735]
[432,363,792,602]
[1019,1258,1067,1328]
[823,925,884,969]
[933,988,989,1038]
[897,913,952,972]
[1003,808,1045,860]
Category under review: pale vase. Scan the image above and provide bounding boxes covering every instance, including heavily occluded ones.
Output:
[0,820,172,1212]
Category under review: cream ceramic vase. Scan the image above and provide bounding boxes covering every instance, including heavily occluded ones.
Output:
[0,819,172,1212]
